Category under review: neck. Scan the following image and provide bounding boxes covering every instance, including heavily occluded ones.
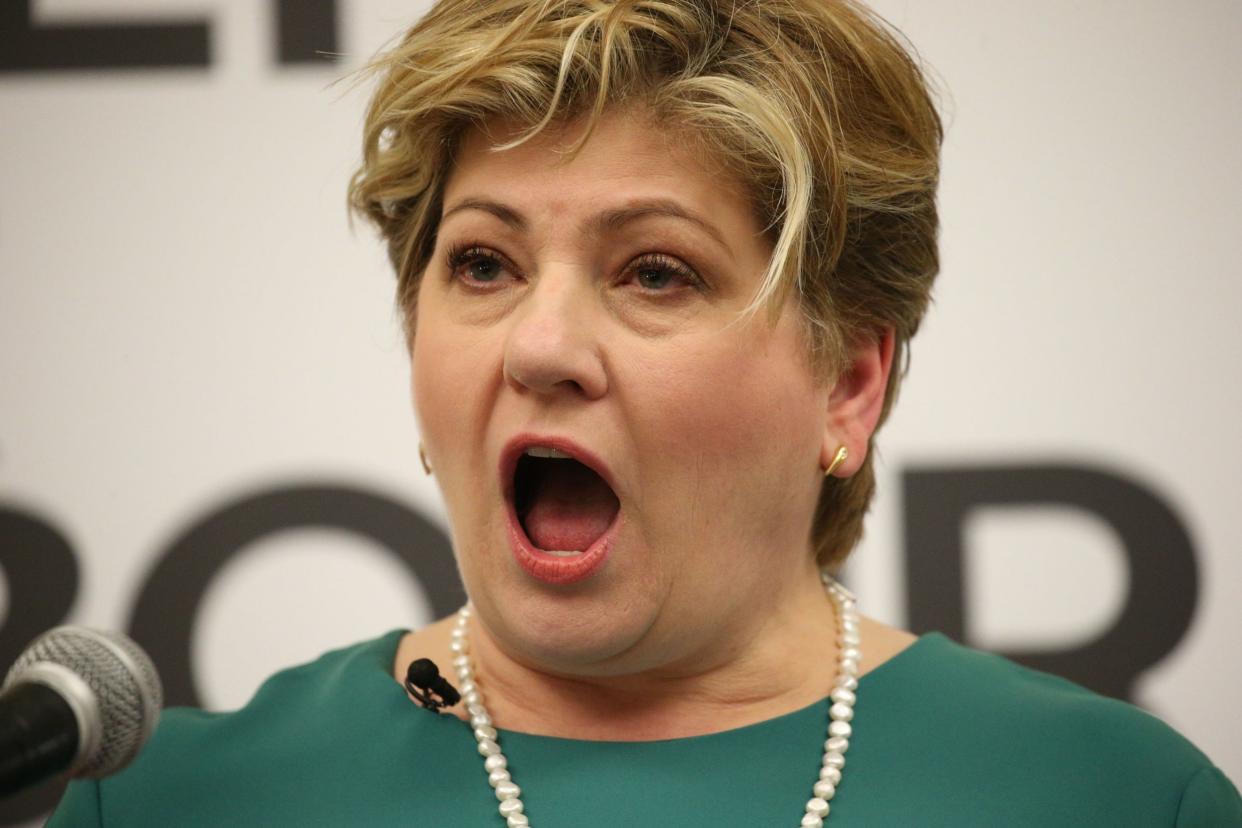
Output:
[462,568,842,741]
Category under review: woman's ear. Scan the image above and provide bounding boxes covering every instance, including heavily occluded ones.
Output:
[820,328,896,477]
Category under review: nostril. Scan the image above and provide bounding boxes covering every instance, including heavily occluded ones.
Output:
[502,350,607,399]
[501,302,608,399]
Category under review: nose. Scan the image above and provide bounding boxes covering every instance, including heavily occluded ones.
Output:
[502,270,608,400]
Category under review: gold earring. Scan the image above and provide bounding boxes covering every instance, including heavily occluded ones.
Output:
[418,442,433,476]
[824,445,848,477]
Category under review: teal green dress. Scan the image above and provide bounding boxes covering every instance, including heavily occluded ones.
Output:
[48,630,1242,826]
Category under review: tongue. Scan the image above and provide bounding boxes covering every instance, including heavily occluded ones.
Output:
[523,461,619,551]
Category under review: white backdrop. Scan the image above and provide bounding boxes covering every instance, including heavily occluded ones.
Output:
[2,1,1240,821]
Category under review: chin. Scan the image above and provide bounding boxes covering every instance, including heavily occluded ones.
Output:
[474,571,660,675]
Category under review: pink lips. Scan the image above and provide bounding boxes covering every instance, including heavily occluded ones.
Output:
[500,434,621,585]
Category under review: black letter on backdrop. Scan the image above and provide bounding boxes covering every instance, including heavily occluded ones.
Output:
[276,0,339,64]
[0,506,79,681]
[129,484,462,709]
[0,506,79,824]
[0,0,209,72]
[0,0,341,72]
[903,464,1198,702]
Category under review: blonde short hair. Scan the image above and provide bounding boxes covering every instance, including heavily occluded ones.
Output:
[348,0,942,567]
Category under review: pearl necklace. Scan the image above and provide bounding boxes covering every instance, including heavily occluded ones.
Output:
[449,572,861,828]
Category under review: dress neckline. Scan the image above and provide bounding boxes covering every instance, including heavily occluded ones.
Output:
[369,628,948,746]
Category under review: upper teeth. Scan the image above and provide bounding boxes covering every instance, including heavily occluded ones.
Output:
[523,446,573,459]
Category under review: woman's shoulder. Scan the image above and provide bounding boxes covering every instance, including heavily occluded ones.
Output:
[145,628,410,735]
[884,632,1202,758]
[857,631,1242,825]
[904,634,1187,737]
[153,627,417,750]
[47,629,457,827]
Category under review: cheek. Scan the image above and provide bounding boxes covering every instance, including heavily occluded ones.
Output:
[622,330,823,533]
[619,336,822,613]
[638,336,819,463]
[410,316,499,455]
[411,324,506,553]
[411,336,455,437]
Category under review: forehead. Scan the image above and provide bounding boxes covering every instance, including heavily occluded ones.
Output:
[444,108,754,226]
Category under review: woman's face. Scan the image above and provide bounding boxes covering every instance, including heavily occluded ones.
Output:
[412,108,835,676]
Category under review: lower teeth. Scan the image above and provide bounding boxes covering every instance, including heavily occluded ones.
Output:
[544,549,583,557]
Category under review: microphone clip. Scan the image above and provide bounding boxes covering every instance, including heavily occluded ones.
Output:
[404,658,461,714]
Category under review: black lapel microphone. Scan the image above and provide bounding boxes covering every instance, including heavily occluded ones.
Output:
[404,658,461,713]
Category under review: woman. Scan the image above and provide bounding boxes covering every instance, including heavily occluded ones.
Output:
[50,0,1241,825]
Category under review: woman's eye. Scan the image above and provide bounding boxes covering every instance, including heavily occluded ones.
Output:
[445,245,512,286]
[627,254,701,292]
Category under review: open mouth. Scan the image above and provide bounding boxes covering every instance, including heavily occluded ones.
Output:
[513,448,621,556]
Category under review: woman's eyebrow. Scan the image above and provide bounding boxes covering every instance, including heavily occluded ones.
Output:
[441,198,526,231]
[440,197,733,255]
[593,200,732,255]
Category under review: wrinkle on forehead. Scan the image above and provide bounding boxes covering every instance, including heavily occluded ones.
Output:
[454,104,754,214]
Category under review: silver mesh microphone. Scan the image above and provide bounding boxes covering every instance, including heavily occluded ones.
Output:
[1,626,162,784]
